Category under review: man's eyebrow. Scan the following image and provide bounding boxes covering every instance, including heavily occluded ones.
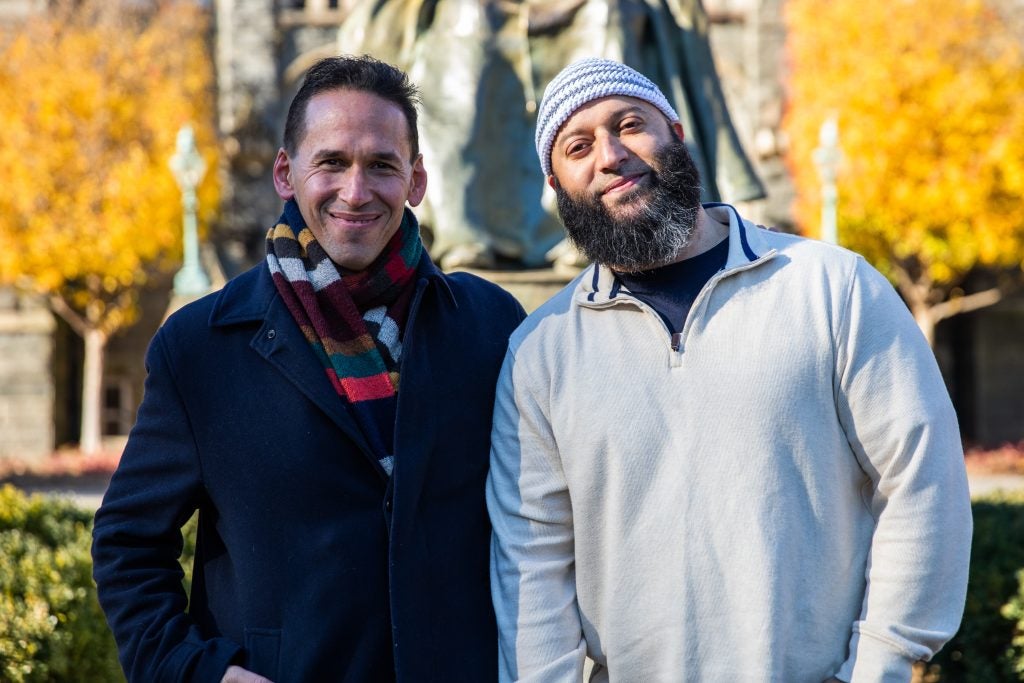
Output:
[554,105,648,146]
[309,149,346,162]
[366,150,404,163]
[309,149,404,163]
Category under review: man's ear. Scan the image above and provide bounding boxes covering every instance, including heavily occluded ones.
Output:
[406,154,428,207]
[671,121,686,142]
[547,175,559,191]
[272,148,295,200]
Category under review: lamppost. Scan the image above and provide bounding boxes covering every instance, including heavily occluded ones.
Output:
[169,125,210,297]
[813,115,841,244]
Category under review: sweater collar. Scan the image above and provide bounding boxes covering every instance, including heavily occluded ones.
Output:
[575,202,776,307]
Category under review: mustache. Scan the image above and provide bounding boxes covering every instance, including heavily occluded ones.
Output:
[595,164,653,195]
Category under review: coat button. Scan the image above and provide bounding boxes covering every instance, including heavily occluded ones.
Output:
[385,499,392,512]
[266,329,276,340]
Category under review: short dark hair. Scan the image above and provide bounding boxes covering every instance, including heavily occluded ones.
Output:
[283,55,421,159]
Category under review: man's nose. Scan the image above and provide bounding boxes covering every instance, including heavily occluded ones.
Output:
[595,133,629,172]
[338,167,373,207]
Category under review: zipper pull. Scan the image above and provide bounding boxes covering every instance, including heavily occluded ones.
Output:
[671,332,683,352]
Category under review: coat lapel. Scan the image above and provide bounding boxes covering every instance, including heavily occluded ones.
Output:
[392,285,437,505]
[211,264,382,476]
[391,262,456,511]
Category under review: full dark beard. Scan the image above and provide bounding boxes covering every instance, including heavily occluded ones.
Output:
[554,139,703,273]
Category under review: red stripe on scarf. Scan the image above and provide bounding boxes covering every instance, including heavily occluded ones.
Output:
[384,256,410,284]
[339,373,397,401]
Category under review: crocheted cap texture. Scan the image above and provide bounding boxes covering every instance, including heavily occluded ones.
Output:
[535,57,680,176]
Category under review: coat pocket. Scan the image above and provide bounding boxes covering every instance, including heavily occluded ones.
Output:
[244,627,281,680]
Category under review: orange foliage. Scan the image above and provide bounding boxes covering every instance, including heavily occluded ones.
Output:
[783,0,1024,336]
[0,0,219,337]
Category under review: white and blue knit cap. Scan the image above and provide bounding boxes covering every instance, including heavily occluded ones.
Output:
[535,57,680,176]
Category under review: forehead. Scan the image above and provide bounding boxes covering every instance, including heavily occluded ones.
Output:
[554,95,667,142]
[300,88,412,155]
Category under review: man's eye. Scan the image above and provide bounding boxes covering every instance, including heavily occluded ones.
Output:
[567,142,589,156]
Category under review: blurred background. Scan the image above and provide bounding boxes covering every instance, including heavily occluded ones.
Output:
[0,0,1020,464]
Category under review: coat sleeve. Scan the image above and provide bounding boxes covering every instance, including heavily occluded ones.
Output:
[92,329,242,683]
[833,258,972,682]
[487,347,587,682]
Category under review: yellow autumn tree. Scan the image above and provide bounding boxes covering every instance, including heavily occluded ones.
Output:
[0,0,219,454]
[783,0,1024,346]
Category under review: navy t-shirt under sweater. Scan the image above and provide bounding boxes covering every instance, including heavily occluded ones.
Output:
[615,237,729,336]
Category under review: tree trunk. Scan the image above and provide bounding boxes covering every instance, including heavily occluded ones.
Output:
[80,327,108,455]
[912,306,936,348]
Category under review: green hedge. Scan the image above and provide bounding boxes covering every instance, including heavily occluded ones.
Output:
[0,484,1022,681]
[930,490,1024,682]
[0,484,121,682]
[1003,569,1024,680]
[0,484,197,683]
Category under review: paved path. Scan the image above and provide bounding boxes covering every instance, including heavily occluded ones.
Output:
[5,471,1022,512]
[967,473,1024,498]
[5,472,111,510]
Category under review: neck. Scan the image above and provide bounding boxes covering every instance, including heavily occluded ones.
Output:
[668,206,727,264]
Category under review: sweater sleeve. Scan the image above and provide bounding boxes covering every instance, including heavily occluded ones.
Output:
[832,258,972,682]
[91,329,242,683]
[487,347,587,682]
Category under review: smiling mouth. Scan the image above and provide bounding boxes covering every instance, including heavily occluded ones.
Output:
[602,172,647,195]
[329,212,380,227]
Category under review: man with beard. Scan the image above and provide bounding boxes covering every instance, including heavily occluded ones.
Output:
[486,58,972,682]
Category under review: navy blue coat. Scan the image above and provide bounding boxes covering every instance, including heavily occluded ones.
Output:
[92,255,525,682]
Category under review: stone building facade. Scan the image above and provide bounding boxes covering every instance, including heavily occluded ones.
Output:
[0,0,44,20]
[0,290,55,460]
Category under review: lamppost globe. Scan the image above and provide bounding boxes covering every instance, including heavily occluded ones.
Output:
[170,126,207,190]
[169,125,211,297]
[812,115,841,245]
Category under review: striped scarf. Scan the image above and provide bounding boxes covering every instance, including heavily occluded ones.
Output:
[266,199,422,475]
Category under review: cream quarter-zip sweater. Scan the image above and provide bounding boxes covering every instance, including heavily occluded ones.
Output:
[487,204,972,683]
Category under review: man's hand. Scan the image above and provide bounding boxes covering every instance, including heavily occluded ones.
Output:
[221,665,274,683]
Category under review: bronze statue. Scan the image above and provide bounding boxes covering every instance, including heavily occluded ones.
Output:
[337,0,765,269]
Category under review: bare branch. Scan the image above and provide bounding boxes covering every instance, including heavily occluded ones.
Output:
[48,293,90,338]
[891,259,931,309]
[929,287,1004,322]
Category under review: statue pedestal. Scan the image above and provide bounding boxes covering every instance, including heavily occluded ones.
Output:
[449,266,579,313]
